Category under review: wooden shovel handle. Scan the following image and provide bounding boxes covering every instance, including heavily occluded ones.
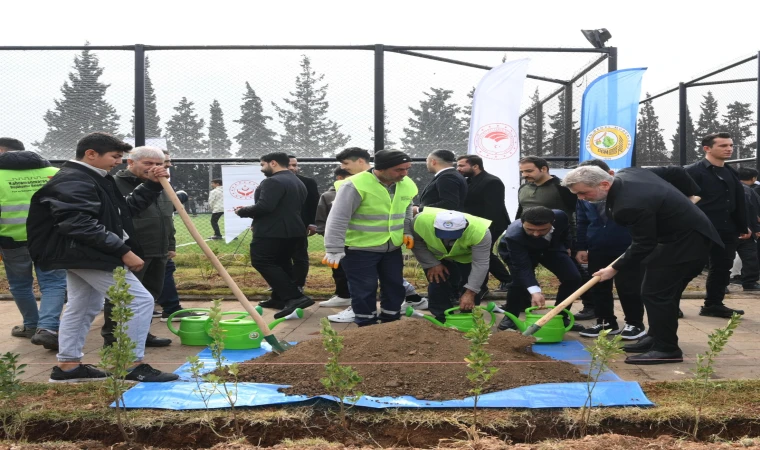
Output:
[158,177,273,337]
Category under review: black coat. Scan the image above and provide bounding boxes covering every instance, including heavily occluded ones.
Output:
[463,170,511,239]
[607,166,723,272]
[297,174,320,226]
[237,170,307,239]
[418,168,468,212]
[685,159,748,235]
[26,161,162,271]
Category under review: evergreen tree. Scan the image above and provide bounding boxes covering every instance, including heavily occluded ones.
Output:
[207,100,232,158]
[369,106,396,149]
[400,87,469,157]
[520,88,544,156]
[670,104,699,163]
[130,56,161,138]
[546,92,578,158]
[462,87,475,133]
[35,46,121,156]
[635,96,669,165]
[234,82,278,156]
[722,101,757,159]
[273,55,350,157]
[695,91,722,141]
[165,97,206,157]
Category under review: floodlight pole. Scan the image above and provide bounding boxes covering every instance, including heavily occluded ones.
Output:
[756,51,760,172]
[679,83,688,166]
[607,47,617,72]
[134,44,146,147]
[374,44,385,152]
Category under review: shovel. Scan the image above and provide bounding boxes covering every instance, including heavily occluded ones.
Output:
[158,177,292,353]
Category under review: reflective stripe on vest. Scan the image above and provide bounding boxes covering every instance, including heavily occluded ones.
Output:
[413,207,491,264]
[345,171,418,248]
[0,167,58,241]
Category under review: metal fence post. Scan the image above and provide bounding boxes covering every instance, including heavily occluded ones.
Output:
[756,51,760,172]
[536,103,543,155]
[563,83,573,159]
[134,44,146,147]
[607,47,617,72]
[678,82,687,165]
[374,44,385,152]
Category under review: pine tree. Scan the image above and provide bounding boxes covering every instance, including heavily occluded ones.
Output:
[400,87,469,157]
[696,91,722,141]
[35,46,121,157]
[546,92,578,158]
[722,101,757,159]
[520,88,544,156]
[165,97,206,157]
[670,104,699,163]
[234,82,278,157]
[462,87,476,133]
[207,100,232,158]
[635,96,669,165]
[369,106,396,149]
[273,55,350,157]
[130,56,161,139]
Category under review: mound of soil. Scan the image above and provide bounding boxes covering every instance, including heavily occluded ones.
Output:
[234,320,586,400]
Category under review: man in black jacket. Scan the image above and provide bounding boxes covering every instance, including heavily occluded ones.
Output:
[236,152,314,318]
[456,154,512,290]
[685,132,748,318]
[563,165,723,365]
[733,167,760,291]
[26,132,178,383]
[287,155,320,290]
[416,149,467,214]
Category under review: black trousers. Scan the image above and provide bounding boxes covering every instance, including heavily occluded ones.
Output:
[291,236,309,288]
[250,237,303,303]
[705,232,738,307]
[587,252,644,327]
[489,252,512,283]
[504,250,581,318]
[210,212,223,237]
[571,253,594,309]
[332,263,351,298]
[736,237,760,285]
[425,260,488,323]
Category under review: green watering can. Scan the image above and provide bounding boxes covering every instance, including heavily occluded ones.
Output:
[166,307,263,346]
[405,302,499,332]
[208,308,305,350]
[501,306,575,343]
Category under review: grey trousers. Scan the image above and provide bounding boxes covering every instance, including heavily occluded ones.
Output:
[57,269,153,362]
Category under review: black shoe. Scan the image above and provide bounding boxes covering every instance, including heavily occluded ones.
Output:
[49,364,109,383]
[11,325,35,338]
[146,333,172,347]
[622,335,655,353]
[700,304,745,318]
[725,286,730,294]
[31,329,59,350]
[568,323,585,332]
[730,277,743,286]
[574,308,596,321]
[274,296,315,319]
[125,363,179,382]
[497,316,518,331]
[678,308,684,319]
[618,324,647,340]
[742,283,760,291]
[625,349,683,365]
[258,297,285,309]
[494,282,512,292]
[152,310,162,318]
[579,322,619,338]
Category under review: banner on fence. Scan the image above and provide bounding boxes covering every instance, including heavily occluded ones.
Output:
[467,59,530,219]
[222,165,265,243]
[579,68,647,169]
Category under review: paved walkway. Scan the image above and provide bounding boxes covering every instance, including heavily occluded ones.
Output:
[3,290,758,384]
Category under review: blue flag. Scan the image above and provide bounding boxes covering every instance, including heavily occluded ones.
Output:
[579,68,646,169]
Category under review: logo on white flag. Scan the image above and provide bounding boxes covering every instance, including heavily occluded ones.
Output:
[474,123,518,160]
[229,180,258,200]
[585,125,632,160]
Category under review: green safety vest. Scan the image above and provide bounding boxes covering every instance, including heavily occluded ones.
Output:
[345,171,418,248]
[413,207,491,264]
[0,167,58,241]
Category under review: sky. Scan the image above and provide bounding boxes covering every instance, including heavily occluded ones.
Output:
[2,0,758,155]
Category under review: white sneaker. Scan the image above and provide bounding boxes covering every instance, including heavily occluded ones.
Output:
[400,297,429,311]
[320,296,352,307]
[328,307,355,323]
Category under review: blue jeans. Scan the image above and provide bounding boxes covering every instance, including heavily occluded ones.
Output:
[342,248,404,326]
[0,245,67,331]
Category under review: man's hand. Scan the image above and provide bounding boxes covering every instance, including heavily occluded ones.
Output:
[412,205,420,216]
[426,264,449,283]
[403,234,414,249]
[531,292,546,308]
[575,250,589,264]
[307,225,317,236]
[321,252,345,269]
[146,166,169,182]
[168,251,176,259]
[593,266,618,282]
[739,229,752,240]
[122,251,145,272]
[234,206,244,216]
[459,290,476,311]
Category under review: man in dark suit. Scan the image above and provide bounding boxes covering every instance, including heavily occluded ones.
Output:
[416,149,467,214]
[287,155,320,289]
[497,207,581,331]
[456,154,512,291]
[235,152,314,318]
[563,165,723,365]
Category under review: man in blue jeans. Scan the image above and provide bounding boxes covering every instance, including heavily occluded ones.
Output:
[0,137,66,350]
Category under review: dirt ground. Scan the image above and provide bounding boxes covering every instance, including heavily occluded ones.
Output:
[231,320,586,399]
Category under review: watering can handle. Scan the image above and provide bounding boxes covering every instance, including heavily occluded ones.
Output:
[443,305,497,327]
[166,307,212,335]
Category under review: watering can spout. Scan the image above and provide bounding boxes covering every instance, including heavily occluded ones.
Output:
[405,306,446,327]
[268,308,304,330]
[501,311,527,332]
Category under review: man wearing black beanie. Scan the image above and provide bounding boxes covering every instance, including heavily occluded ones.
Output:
[323,150,418,326]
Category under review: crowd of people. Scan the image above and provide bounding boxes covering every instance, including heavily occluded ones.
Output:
[0,129,754,385]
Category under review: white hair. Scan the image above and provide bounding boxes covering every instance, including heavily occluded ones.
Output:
[562,165,613,188]
[128,146,165,162]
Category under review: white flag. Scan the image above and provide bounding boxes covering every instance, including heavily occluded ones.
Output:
[467,59,530,220]
[221,165,265,243]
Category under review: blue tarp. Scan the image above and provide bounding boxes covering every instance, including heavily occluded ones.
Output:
[118,340,653,410]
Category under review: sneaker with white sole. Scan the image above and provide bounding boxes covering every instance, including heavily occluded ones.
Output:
[579,322,619,338]
[328,306,355,323]
[618,324,647,340]
[400,297,429,310]
[49,364,109,383]
[319,296,352,307]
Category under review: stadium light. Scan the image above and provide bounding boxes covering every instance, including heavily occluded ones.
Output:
[581,29,612,49]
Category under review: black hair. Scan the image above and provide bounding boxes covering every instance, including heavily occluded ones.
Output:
[287,154,297,159]
[578,159,611,172]
[0,137,25,151]
[457,154,485,171]
[260,152,290,167]
[519,155,549,170]
[701,132,732,148]
[738,167,759,181]
[521,206,555,225]
[211,178,222,185]
[75,132,132,159]
[430,149,456,163]
[334,167,351,178]
[335,147,371,162]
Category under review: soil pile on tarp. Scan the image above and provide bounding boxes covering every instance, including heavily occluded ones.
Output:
[233,319,586,400]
